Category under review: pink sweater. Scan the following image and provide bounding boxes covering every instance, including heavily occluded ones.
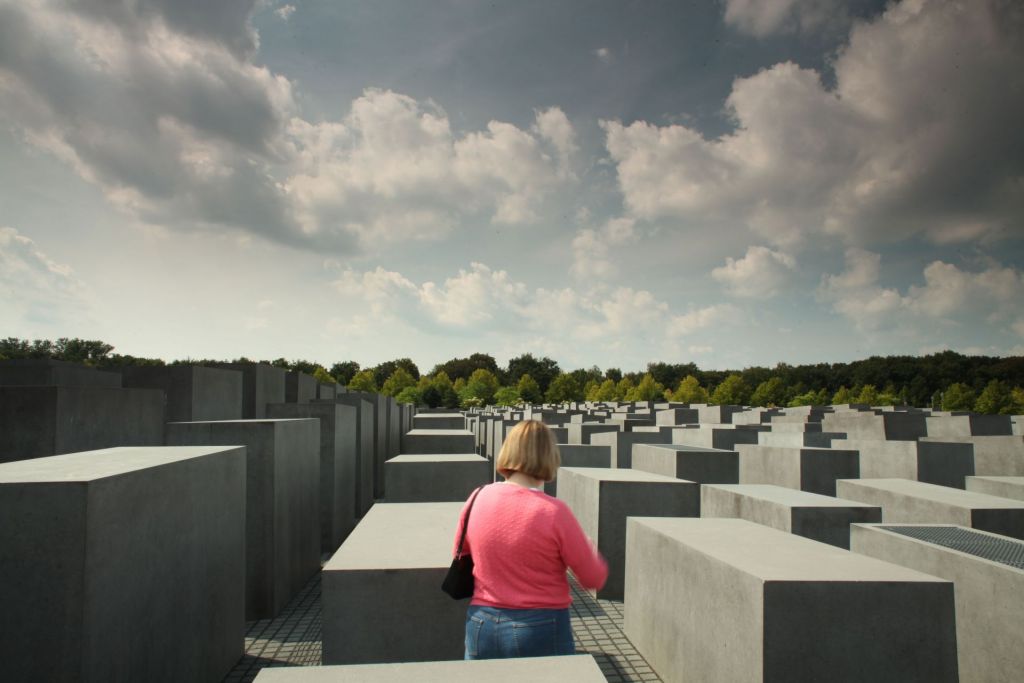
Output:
[453,483,608,609]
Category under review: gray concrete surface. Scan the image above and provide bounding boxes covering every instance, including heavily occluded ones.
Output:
[624,518,958,683]
[0,385,165,463]
[851,523,1024,683]
[821,410,927,441]
[267,402,358,552]
[558,467,699,600]
[921,435,1024,476]
[836,478,1024,540]
[965,475,1024,501]
[589,430,671,468]
[545,444,612,497]
[166,419,321,619]
[324,395,375,517]
[253,655,607,682]
[384,454,491,502]
[0,358,122,387]
[567,422,621,445]
[401,428,475,454]
[926,414,1014,438]
[215,363,286,419]
[121,364,243,422]
[0,446,246,683]
[833,438,975,489]
[737,444,860,496]
[632,443,739,484]
[412,412,466,430]
[701,483,881,548]
[696,404,743,424]
[322,502,466,664]
[757,429,847,448]
[285,372,317,404]
[671,425,761,451]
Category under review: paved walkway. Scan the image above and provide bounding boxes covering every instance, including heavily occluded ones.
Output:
[223,571,661,682]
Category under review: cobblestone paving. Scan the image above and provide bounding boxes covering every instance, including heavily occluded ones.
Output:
[222,571,661,682]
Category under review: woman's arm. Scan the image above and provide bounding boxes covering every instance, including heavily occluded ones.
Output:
[556,505,608,590]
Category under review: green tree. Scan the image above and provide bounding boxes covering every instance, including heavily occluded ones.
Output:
[583,379,599,402]
[669,375,709,403]
[517,374,543,404]
[432,353,500,383]
[832,386,853,404]
[788,388,828,407]
[856,384,879,406]
[625,374,666,401]
[614,377,634,401]
[460,368,500,406]
[1009,387,1024,414]
[604,367,623,383]
[750,377,787,407]
[329,361,360,386]
[381,367,416,397]
[395,386,422,405]
[506,354,561,394]
[421,385,442,408]
[975,380,1013,414]
[371,358,420,388]
[546,373,583,403]
[347,370,378,393]
[313,366,336,384]
[710,374,750,405]
[592,379,618,402]
[493,386,521,407]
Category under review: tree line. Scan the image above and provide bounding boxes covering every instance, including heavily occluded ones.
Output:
[2,338,1022,415]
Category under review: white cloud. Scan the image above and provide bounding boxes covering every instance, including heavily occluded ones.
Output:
[571,217,636,280]
[818,248,1024,333]
[712,246,796,298]
[275,4,296,21]
[594,47,612,63]
[723,0,849,37]
[604,0,1024,248]
[667,304,739,337]
[0,226,93,331]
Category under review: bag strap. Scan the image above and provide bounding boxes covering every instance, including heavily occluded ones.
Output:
[454,484,486,559]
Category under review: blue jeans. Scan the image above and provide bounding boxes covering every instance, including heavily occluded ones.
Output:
[464,605,575,659]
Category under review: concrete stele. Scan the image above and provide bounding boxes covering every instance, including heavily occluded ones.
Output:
[384,454,492,502]
[836,477,1024,541]
[965,475,1024,501]
[624,517,958,683]
[401,428,475,454]
[737,444,860,496]
[700,483,882,549]
[832,438,975,489]
[252,655,607,682]
[632,443,739,485]
[322,502,466,664]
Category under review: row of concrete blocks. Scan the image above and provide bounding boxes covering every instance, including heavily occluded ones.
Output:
[316,493,1024,683]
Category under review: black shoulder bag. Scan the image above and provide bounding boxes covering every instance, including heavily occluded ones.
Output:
[442,485,485,600]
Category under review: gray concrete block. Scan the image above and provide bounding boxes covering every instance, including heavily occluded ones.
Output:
[387,397,401,459]
[121,364,242,422]
[671,425,760,451]
[731,408,781,425]
[737,444,859,496]
[322,503,465,664]
[567,422,620,445]
[0,358,121,387]
[926,414,1014,437]
[851,523,1024,683]
[401,429,475,454]
[655,408,699,425]
[822,411,927,441]
[697,404,743,424]
[834,438,975,489]
[0,446,246,683]
[922,435,1024,476]
[385,454,491,502]
[965,475,1024,501]
[545,444,612,497]
[215,363,286,419]
[166,419,320,618]
[557,467,698,600]
[317,382,337,400]
[632,443,739,484]
[624,518,958,683]
[253,655,607,682]
[836,478,1024,540]
[757,429,846,448]
[267,403,358,552]
[412,412,466,430]
[325,395,376,516]
[701,483,881,549]
[285,371,317,404]
[589,429,671,468]
[0,385,164,463]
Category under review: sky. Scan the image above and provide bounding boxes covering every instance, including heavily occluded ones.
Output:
[1,0,1023,373]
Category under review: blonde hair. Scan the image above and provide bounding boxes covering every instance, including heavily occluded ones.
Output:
[496,420,561,482]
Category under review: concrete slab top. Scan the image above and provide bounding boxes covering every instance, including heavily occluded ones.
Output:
[645,444,734,454]
[166,418,315,425]
[560,466,692,484]
[841,478,1024,509]
[631,517,949,583]
[388,454,486,463]
[413,412,465,419]
[325,502,462,570]
[702,484,880,508]
[969,476,1024,486]
[403,429,474,436]
[253,655,605,682]
[0,445,244,482]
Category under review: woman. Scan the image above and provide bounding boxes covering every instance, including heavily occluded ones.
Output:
[453,419,608,659]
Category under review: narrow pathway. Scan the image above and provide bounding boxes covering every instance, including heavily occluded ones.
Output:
[222,570,661,682]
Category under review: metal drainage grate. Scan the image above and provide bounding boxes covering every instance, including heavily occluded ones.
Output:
[879,525,1024,570]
